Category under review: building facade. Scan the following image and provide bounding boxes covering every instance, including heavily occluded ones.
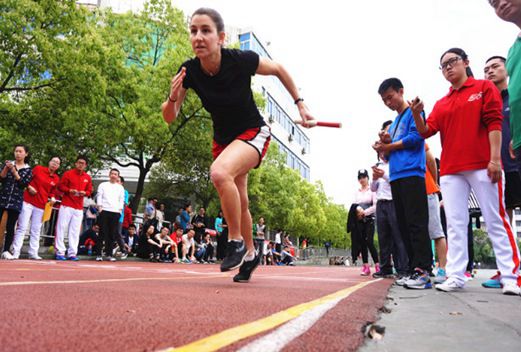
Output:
[237,31,311,180]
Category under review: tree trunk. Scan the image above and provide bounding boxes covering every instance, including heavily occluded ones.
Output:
[131,166,149,214]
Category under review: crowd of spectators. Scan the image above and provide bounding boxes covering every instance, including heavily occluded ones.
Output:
[0,154,298,266]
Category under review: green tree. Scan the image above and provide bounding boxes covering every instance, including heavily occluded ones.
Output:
[90,0,211,212]
[0,0,110,166]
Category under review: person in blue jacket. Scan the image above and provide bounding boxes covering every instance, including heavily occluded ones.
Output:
[373,78,433,289]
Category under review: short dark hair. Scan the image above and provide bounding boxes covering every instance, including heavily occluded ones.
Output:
[76,155,88,164]
[378,78,404,95]
[109,168,120,176]
[485,55,506,64]
[48,156,61,163]
[381,120,393,130]
[440,48,474,77]
[128,224,136,229]
[192,8,225,32]
[119,176,125,183]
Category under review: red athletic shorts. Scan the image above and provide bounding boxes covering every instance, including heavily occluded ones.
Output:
[212,126,271,168]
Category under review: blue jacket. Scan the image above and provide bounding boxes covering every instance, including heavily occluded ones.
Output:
[388,108,425,182]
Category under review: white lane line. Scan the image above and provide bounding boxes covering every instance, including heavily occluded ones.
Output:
[0,274,228,287]
[237,279,382,352]
[255,275,365,283]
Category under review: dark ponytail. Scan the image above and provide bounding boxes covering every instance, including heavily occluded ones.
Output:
[440,47,473,77]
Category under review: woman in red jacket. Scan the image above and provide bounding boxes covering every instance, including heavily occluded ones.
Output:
[12,157,61,259]
[410,48,520,295]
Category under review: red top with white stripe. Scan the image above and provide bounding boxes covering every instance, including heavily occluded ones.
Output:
[421,77,503,176]
[23,165,60,209]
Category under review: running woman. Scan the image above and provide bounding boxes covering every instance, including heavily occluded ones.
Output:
[410,48,521,295]
[162,8,315,283]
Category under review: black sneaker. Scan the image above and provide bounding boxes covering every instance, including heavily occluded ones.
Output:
[233,252,260,283]
[372,271,396,279]
[220,240,247,272]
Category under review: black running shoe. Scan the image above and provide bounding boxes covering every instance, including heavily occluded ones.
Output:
[220,240,247,272]
[233,252,260,283]
[372,271,396,279]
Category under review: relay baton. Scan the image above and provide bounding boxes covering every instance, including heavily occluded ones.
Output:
[293,120,342,128]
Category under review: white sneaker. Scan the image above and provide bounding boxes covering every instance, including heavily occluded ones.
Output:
[1,251,15,260]
[435,278,464,292]
[96,256,103,261]
[29,255,43,260]
[502,281,521,296]
[108,256,116,262]
[395,275,409,286]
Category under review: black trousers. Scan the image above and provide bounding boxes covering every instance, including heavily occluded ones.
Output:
[376,200,409,275]
[0,208,20,252]
[97,211,120,257]
[358,219,379,264]
[390,176,432,272]
[216,230,228,260]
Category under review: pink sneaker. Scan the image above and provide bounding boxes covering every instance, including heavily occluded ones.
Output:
[360,264,371,276]
[375,263,381,273]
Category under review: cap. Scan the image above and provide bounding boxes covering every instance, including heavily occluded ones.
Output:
[357,169,369,179]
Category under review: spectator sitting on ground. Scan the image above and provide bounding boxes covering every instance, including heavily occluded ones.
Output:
[124,224,139,256]
[137,224,161,262]
[78,223,99,256]
[170,227,183,257]
[265,241,275,265]
[200,233,216,263]
[271,242,282,264]
[156,226,178,263]
[181,229,196,263]
[281,245,296,266]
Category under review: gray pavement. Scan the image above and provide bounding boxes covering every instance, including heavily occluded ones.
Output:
[360,269,521,352]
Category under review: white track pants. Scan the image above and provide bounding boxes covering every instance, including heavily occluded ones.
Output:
[441,169,520,286]
[54,205,83,257]
[12,202,44,258]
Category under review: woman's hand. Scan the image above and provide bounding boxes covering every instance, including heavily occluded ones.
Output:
[169,67,186,103]
[27,185,37,196]
[296,102,316,128]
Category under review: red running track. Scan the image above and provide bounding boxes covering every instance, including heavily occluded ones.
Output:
[0,260,392,352]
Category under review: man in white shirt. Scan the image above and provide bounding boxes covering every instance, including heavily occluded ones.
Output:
[95,168,125,262]
[371,120,409,280]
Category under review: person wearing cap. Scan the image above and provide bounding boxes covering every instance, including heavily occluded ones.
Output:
[373,78,433,289]
[351,168,379,276]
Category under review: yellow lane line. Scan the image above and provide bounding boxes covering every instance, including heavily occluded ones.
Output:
[162,279,381,352]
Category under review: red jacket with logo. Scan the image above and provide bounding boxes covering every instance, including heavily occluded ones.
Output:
[23,165,60,209]
[422,77,503,176]
[58,169,92,210]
